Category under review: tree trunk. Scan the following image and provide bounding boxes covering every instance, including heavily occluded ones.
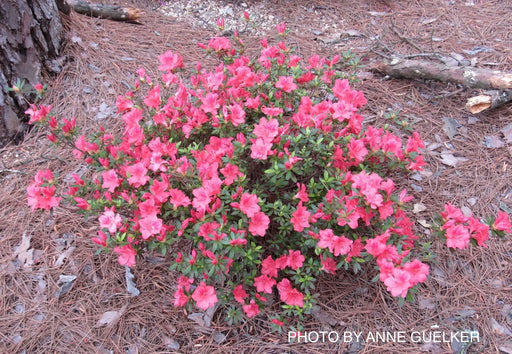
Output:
[0,0,66,146]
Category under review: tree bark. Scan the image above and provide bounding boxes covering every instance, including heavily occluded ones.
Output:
[0,0,66,146]
[371,58,512,90]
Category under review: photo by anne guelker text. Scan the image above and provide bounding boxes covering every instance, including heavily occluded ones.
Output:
[288,329,480,344]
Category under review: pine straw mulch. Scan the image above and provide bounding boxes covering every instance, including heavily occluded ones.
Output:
[1,0,512,353]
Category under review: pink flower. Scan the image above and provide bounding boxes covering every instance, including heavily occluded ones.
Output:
[286,250,304,270]
[113,244,137,267]
[192,187,211,212]
[254,274,276,294]
[364,231,390,258]
[468,217,489,246]
[169,188,191,209]
[320,256,337,274]
[226,103,246,126]
[208,37,231,51]
[233,285,248,304]
[275,76,297,93]
[92,231,107,247]
[250,138,272,160]
[158,51,184,72]
[277,279,304,307]
[144,85,161,108]
[347,138,368,163]
[192,282,218,310]
[139,215,163,240]
[249,211,269,236]
[239,193,260,217]
[276,22,286,34]
[216,17,225,30]
[25,104,51,124]
[290,202,310,232]
[272,318,284,326]
[173,287,188,307]
[201,92,220,115]
[115,95,133,112]
[74,197,91,210]
[384,268,412,298]
[220,163,243,185]
[261,256,278,278]
[243,300,260,318]
[253,117,279,141]
[27,184,61,211]
[403,260,429,285]
[126,162,149,187]
[493,211,511,232]
[99,207,122,234]
[102,169,121,193]
[33,82,44,92]
[294,183,309,203]
[445,224,470,249]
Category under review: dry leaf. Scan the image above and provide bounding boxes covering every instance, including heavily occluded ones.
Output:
[500,342,512,354]
[125,266,140,297]
[14,232,34,266]
[418,297,436,310]
[311,305,338,326]
[483,135,505,148]
[442,117,460,139]
[501,123,512,143]
[418,219,432,228]
[491,318,512,336]
[163,336,180,350]
[55,246,76,266]
[96,304,128,328]
[440,153,468,167]
[413,203,427,214]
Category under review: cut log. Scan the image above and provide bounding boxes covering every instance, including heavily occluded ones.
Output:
[466,90,512,114]
[66,0,141,23]
[371,58,512,90]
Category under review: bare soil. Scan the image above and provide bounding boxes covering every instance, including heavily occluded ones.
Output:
[1,0,512,353]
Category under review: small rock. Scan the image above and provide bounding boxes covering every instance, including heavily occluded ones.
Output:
[420,342,442,352]
[163,336,180,350]
[212,330,227,344]
[188,313,207,327]
[490,278,504,288]
[413,203,427,214]
[460,206,473,217]
[483,135,505,148]
[467,197,477,206]
[311,305,338,326]
[418,297,436,310]
[500,341,512,354]
[467,116,479,125]
[431,266,449,287]
[502,305,512,326]
[14,303,24,313]
[411,172,423,181]
[411,184,423,192]
[491,318,512,336]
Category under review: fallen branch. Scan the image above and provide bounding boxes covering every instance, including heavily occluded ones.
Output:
[66,0,142,23]
[466,90,512,114]
[371,57,512,90]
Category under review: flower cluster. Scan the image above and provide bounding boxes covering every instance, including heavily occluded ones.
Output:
[26,21,510,325]
[436,203,511,249]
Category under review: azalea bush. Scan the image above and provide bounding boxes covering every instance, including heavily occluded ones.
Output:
[25,21,510,326]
